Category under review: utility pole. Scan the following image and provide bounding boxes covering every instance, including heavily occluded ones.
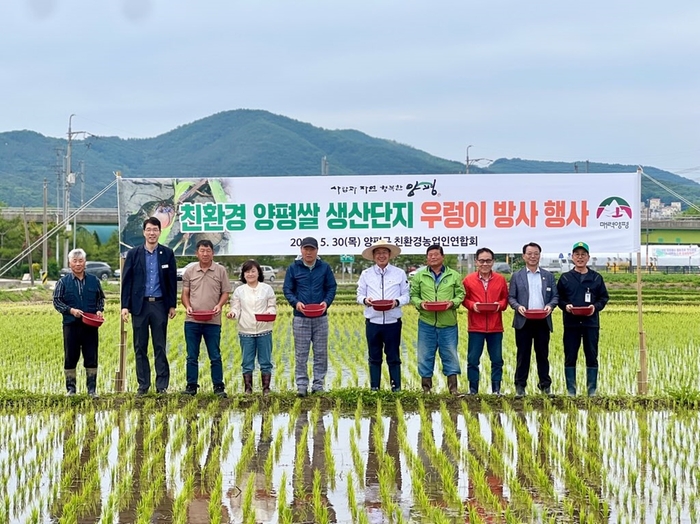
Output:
[72,160,85,250]
[465,145,473,174]
[43,180,48,279]
[63,114,75,268]
[63,114,89,266]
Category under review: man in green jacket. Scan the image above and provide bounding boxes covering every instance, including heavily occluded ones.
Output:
[410,244,465,394]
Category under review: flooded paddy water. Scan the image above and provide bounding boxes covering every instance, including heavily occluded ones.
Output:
[1,398,699,524]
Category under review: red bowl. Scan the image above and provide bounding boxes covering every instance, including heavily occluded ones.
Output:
[255,313,277,322]
[82,312,105,328]
[302,304,325,317]
[424,301,452,312]
[476,302,499,313]
[371,299,394,312]
[523,309,548,320]
[190,310,215,321]
[570,306,594,316]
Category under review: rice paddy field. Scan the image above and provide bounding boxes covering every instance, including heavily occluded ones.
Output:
[1,277,700,523]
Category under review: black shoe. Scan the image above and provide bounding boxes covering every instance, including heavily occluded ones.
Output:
[542,386,553,396]
[156,388,168,394]
[310,389,323,395]
[297,390,307,398]
[136,389,148,396]
[213,385,227,398]
[371,387,379,392]
[181,384,197,396]
[515,385,526,398]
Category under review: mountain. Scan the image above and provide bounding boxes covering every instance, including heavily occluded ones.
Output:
[0,109,696,207]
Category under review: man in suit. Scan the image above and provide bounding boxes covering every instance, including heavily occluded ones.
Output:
[508,242,559,396]
[120,217,178,394]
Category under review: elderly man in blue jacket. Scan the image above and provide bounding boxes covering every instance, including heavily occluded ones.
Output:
[283,237,337,396]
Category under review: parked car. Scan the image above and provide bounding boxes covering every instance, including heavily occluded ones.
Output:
[493,262,512,274]
[408,265,427,278]
[177,261,199,281]
[59,261,113,281]
[260,265,277,282]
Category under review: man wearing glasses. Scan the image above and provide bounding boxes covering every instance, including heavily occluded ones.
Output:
[121,217,178,395]
[462,247,509,395]
[556,242,609,396]
[508,242,558,397]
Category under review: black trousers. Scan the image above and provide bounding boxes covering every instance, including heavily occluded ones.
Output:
[63,322,98,369]
[366,319,402,366]
[563,325,599,368]
[132,300,170,392]
[514,319,551,389]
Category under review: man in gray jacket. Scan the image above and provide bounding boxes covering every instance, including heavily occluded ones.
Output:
[508,242,558,396]
[357,240,410,391]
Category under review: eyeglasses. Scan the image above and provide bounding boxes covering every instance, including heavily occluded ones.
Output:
[476,259,494,264]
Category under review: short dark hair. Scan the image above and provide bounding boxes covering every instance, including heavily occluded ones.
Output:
[240,259,264,283]
[475,247,494,259]
[196,239,214,251]
[522,242,542,254]
[143,217,161,230]
[426,244,444,256]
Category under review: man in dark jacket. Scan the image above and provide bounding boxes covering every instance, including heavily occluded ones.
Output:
[556,241,609,396]
[283,237,337,396]
[120,217,178,394]
[53,248,105,397]
[508,242,558,397]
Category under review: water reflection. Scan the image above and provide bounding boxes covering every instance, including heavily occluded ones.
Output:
[3,406,699,523]
[364,415,402,522]
[290,409,337,523]
[226,412,276,522]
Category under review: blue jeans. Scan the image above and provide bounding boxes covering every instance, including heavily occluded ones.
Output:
[467,332,504,384]
[184,322,223,387]
[417,321,460,377]
[240,332,273,374]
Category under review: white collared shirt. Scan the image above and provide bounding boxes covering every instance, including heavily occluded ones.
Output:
[356,264,410,324]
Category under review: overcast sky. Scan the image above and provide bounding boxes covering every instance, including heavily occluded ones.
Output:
[2,0,698,179]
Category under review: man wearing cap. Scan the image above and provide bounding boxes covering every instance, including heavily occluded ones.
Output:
[53,248,105,397]
[410,244,465,394]
[508,242,558,397]
[556,241,609,396]
[356,240,410,391]
[283,237,337,396]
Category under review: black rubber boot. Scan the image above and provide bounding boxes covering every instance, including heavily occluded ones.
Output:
[586,367,598,396]
[565,367,577,396]
[65,369,77,396]
[369,363,382,391]
[388,364,402,392]
[86,368,98,398]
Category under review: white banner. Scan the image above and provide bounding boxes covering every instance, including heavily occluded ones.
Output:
[117,173,640,256]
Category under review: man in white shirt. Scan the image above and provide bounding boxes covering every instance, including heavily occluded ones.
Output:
[357,240,410,391]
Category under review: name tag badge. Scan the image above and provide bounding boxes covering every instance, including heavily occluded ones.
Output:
[546,287,551,292]
[584,292,591,303]
[161,264,169,269]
